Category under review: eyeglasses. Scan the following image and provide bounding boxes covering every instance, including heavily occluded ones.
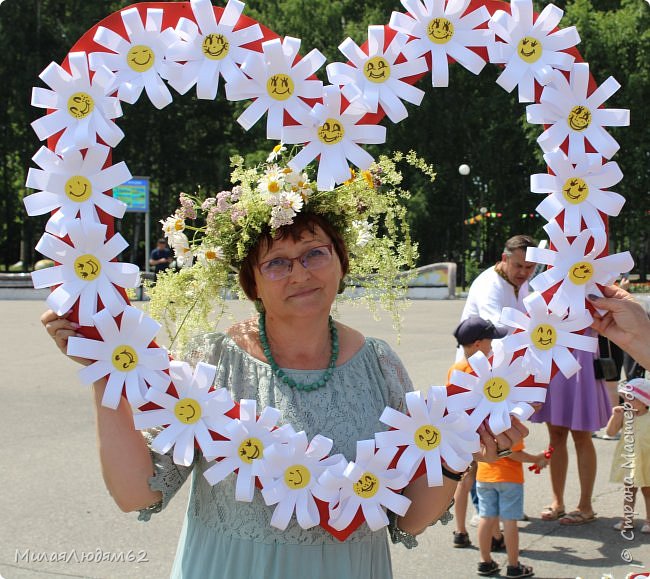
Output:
[258,244,333,280]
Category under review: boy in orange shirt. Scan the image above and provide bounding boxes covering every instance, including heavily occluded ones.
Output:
[476,441,549,578]
[447,317,506,549]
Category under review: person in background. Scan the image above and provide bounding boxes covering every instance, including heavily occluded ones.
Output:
[149,238,172,275]
[446,316,507,550]
[476,441,549,578]
[460,235,537,333]
[607,378,650,534]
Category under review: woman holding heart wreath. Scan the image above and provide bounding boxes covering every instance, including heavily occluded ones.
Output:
[41,154,526,579]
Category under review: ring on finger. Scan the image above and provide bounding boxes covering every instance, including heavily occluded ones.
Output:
[496,448,512,458]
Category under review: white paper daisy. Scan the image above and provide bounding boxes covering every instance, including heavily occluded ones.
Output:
[89,7,179,109]
[500,292,598,383]
[314,439,410,532]
[226,36,326,139]
[253,431,345,530]
[527,221,634,316]
[283,86,387,190]
[447,352,545,433]
[24,145,130,237]
[203,399,293,501]
[326,25,427,123]
[66,305,170,409]
[31,220,140,326]
[133,361,235,466]
[31,52,123,154]
[526,62,630,159]
[531,149,625,237]
[165,0,263,100]
[488,0,580,102]
[389,0,493,87]
[375,387,480,487]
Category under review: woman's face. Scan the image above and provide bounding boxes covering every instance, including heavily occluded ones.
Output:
[253,225,342,320]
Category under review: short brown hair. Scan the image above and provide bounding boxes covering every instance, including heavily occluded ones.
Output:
[238,212,350,301]
[504,234,536,255]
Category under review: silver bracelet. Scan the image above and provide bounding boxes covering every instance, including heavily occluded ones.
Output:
[387,499,455,549]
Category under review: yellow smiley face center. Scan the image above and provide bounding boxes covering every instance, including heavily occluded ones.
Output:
[427,17,454,44]
[532,324,557,351]
[174,398,202,425]
[567,105,592,132]
[483,377,510,402]
[569,261,593,285]
[111,344,139,371]
[317,118,344,145]
[266,73,295,101]
[238,437,263,464]
[127,45,155,72]
[67,92,94,120]
[284,464,311,490]
[517,36,542,63]
[353,472,380,499]
[65,175,92,202]
[73,254,101,281]
[202,33,229,60]
[562,177,589,204]
[364,56,391,83]
[414,424,441,451]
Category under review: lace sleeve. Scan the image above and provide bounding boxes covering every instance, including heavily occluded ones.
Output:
[370,338,414,412]
[137,429,195,522]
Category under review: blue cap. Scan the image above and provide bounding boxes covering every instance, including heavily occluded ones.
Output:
[454,316,507,346]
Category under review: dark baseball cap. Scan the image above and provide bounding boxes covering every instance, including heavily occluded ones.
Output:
[453,316,507,346]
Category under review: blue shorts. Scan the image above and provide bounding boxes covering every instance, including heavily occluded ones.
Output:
[476,481,524,520]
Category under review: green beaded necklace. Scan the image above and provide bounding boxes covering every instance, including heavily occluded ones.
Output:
[258,312,339,391]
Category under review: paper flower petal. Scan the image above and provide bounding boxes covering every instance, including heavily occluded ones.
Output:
[32,220,140,325]
[283,86,386,190]
[67,305,169,408]
[389,0,493,87]
[31,52,123,154]
[165,0,263,100]
[90,7,181,109]
[326,26,427,123]
[488,0,580,102]
[526,62,630,159]
[24,145,130,237]
[226,36,325,139]
[133,361,234,465]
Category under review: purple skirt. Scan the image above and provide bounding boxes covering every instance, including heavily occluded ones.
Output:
[529,348,611,432]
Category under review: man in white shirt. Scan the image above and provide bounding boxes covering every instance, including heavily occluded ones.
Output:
[460,234,537,333]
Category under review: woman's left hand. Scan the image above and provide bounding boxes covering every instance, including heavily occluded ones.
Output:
[474,416,528,462]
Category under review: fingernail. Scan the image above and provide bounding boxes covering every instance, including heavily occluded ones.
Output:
[587,294,599,301]
[71,322,80,329]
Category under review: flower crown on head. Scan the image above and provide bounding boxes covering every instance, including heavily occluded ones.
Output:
[148,148,431,353]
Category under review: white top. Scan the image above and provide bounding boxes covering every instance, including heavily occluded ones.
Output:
[457,266,530,361]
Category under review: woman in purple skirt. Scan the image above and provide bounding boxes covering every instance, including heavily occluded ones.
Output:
[530,341,611,525]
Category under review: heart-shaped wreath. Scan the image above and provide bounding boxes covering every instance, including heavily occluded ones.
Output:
[26,0,633,540]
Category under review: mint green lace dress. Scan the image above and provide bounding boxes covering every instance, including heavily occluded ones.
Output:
[140,333,413,579]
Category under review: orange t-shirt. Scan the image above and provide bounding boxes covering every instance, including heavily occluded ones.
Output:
[476,441,525,484]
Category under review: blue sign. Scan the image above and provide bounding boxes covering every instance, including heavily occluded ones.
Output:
[113,177,149,212]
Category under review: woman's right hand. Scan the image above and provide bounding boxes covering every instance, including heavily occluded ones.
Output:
[40,309,91,366]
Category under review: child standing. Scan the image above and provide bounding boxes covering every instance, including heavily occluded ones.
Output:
[608,378,650,534]
[476,441,548,578]
[447,317,507,549]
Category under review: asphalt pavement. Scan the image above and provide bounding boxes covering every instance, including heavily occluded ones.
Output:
[1,298,648,579]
